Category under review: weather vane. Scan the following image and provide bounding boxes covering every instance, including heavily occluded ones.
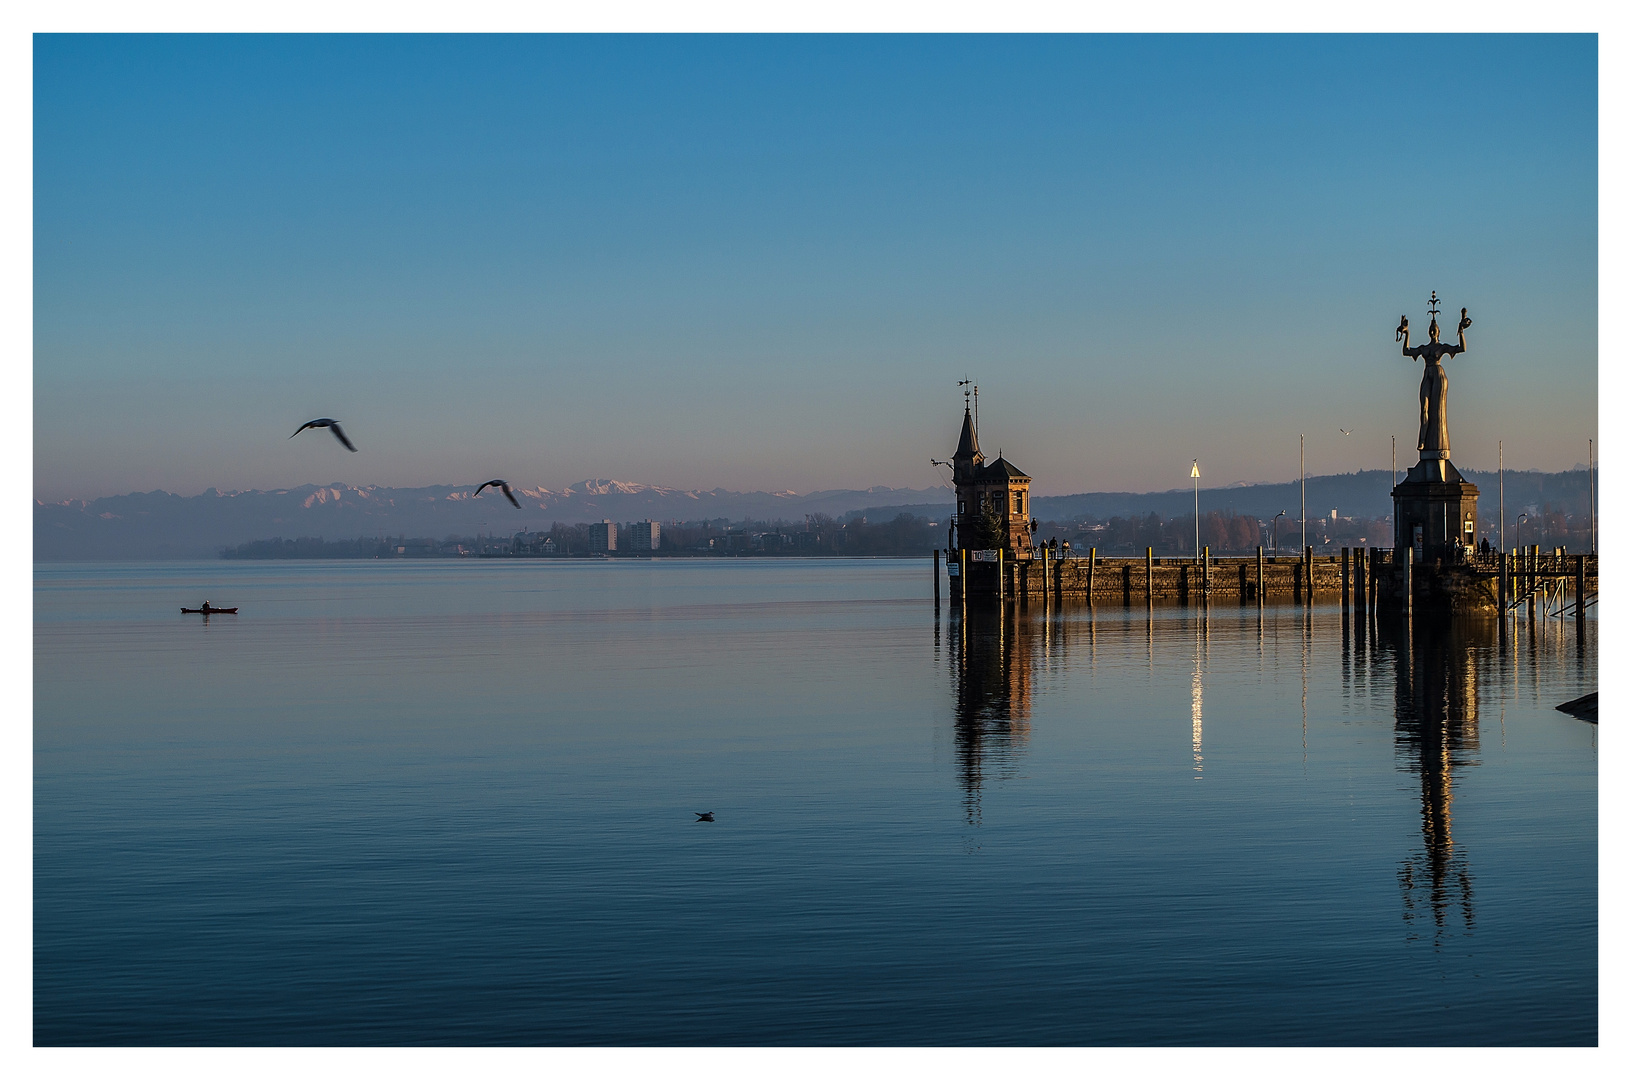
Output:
[954,378,978,432]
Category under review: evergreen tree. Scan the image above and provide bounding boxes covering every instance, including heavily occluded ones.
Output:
[963,497,1008,551]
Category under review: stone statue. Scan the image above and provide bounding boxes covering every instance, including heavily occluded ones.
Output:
[1396,293,1469,457]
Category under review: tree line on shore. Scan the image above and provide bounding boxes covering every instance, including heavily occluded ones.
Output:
[220,503,1599,560]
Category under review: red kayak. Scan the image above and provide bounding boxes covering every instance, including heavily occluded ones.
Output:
[181,606,238,614]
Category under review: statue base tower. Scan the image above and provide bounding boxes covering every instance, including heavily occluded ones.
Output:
[1391,454,1479,565]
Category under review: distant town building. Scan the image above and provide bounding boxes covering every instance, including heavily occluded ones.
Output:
[590,520,617,552]
[512,531,557,556]
[625,520,660,551]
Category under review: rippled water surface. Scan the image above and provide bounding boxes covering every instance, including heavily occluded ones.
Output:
[34,559,1597,1044]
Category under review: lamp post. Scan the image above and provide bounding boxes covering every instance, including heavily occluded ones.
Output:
[1192,459,1200,563]
[1590,437,1596,554]
[1517,512,1528,553]
[1499,439,1504,554]
[1273,510,1286,557]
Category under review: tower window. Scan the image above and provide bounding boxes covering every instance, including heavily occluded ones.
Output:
[1014,492,1023,515]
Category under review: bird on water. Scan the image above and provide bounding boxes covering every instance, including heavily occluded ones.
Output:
[695,812,715,822]
[474,479,522,508]
[290,418,357,452]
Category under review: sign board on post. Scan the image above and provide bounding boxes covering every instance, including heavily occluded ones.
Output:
[971,549,1000,562]
[947,563,960,577]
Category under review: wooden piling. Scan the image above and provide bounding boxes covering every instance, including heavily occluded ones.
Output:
[1203,546,1211,595]
[1146,547,1154,604]
[1576,554,1586,631]
[1256,545,1264,604]
[1403,545,1413,619]
[933,549,941,607]
[1305,546,1314,605]
[1341,547,1350,611]
[1087,547,1095,606]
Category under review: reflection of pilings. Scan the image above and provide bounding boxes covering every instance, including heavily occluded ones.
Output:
[1341,599,1351,696]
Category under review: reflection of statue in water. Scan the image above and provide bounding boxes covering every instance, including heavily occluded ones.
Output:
[1383,613,1489,942]
[950,602,1041,827]
[1396,292,1471,456]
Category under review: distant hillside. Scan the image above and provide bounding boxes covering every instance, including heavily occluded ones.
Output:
[35,469,1593,561]
[846,468,1593,533]
[33,479,952,561]
[1034,468,1594,524]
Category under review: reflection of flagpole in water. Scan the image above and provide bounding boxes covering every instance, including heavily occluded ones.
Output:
[1302,607,1310,766]
[1192,613,1204,779]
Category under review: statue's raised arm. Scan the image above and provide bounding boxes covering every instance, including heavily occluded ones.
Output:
[1397,315,1411,353]
[1456,307,1471,351]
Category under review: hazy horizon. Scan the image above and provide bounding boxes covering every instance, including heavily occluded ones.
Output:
[35,35,1597,503]
[36,459,1594,507]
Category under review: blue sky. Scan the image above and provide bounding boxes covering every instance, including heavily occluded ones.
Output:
[33,34,1597,500]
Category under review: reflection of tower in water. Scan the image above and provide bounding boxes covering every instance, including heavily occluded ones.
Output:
[1384,613,1488,942]
[951,601,1042,825]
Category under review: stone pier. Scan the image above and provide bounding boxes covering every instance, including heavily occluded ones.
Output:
[950,549,1342,603]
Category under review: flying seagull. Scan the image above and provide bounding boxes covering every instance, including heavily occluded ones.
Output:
[474,479,521,509]
[695,812,715,822]
[290,419,357,452]
[1339,429,1352,436]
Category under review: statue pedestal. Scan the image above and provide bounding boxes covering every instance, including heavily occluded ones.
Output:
[1392,457,1479,566]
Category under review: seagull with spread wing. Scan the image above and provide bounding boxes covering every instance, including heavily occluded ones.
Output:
[290,419,357,452]
[474,479,521,508]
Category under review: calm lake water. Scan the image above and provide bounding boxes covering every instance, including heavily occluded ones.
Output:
[34,559,1597,1045]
